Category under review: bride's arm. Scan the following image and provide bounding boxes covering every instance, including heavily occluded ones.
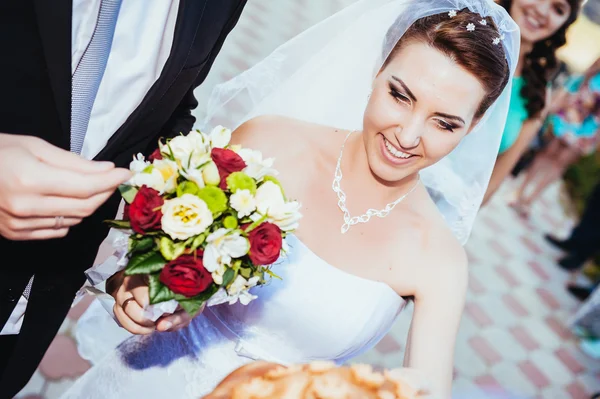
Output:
[402,239,468,398]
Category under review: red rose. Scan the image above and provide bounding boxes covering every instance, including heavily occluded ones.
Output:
[211,148,246,189]
[128,185,164,234]
[123,203,130,221]
[248,222,283,265]
[148,148,163,162]
[159,254,213,297]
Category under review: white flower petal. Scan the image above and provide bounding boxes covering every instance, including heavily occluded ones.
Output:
[202,244,220,273]
[210,125,232,148]
[225,236,250,258]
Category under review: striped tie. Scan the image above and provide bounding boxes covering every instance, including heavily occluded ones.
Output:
[70,0,123,154]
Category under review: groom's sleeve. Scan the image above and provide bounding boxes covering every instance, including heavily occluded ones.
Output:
[145,0,247,155]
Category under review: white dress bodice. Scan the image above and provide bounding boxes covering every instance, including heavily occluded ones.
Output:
[62,235,405,399]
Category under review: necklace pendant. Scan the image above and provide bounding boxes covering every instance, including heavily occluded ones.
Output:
[341,223,350,234]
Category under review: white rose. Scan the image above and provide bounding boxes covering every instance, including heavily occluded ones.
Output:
[161,194,213,240]
[209,125,232,148]
[229,189,256,218]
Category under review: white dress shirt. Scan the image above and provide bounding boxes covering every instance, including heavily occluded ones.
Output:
[0,0,179,335]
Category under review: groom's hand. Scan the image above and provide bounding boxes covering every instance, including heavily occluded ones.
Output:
[0,134,131,240]
[112,274,200,335]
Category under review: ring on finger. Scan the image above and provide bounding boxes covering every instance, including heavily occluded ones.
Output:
[121,297,136,311]
[54,216,64,229]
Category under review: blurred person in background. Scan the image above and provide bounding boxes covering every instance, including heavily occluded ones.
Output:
[482,0,582,204]
[546,178,600,300]
[511,57,600,217]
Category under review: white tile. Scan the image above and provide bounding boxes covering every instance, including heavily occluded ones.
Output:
[453,338,489,378]
[520,318,563,351]
[480,327,529,363]
[575,373,600,395]
[512,287,552,319]
[470,265,511,294]
[476,293,520,328]
[529,350,575,386]
[539,386,571,399]
[489,361,539,398]
[452,376,488,398]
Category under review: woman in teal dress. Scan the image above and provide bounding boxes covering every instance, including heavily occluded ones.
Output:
[512,58,600,214]
[482,0,582,204]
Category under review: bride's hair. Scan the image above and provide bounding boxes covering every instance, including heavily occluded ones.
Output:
[382,8,510,119]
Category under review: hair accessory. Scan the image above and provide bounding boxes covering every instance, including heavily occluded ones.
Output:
[448,10,457,17]
[492,37,501,45]
[466,23,475,32]
[479,19,487,25]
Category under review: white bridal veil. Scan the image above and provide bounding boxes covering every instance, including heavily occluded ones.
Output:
[201,0,520,244]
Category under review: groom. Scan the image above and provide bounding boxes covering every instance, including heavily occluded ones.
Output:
[0,0,246,397]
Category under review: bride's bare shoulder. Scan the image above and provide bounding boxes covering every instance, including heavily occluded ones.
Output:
[230,115,327,155]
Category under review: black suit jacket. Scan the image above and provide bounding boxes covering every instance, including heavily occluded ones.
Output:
[0,1,246,396]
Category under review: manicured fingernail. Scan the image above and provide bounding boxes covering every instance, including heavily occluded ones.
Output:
[162,322,173,331]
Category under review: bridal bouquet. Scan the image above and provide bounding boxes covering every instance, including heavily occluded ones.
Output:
[105,126,302,316]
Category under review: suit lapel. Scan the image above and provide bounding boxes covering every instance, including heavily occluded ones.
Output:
[33,0,71,149]
[94,0,208,161]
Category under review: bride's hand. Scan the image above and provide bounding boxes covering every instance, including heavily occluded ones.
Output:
[110,273,197,334]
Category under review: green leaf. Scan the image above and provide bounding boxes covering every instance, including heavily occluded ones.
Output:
[222,268,236,287]
[104,219,132,230]
[130,237,154,254]
[264,268,282,280]
[142,164,154,173]
[125,251,167,275]
[191,234,206,251]
[240,266,252,279]
[178,298,205,316]
[158,236,187,260]
[177,284,219,316]
[148,274,175,304]
[119,185,139,204]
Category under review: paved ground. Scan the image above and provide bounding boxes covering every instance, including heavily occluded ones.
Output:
[14,1,600,397]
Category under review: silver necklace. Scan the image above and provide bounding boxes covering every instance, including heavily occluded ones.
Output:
[332,131,420,234]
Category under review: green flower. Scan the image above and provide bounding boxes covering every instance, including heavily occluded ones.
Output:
[223,215,239,229]
[176,181,200,197]
[226,172,257,194]
[196,186,228,216]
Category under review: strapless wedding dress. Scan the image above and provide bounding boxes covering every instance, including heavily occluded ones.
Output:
[61,235,406,399]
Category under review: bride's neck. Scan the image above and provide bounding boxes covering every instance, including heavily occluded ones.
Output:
[341,132,420,204]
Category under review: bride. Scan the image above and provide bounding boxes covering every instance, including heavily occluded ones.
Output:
[63,0,518,398]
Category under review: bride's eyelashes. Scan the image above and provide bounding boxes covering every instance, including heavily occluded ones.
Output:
[388,83,458,133]
[389,84,411,105]
[433,118,457,132]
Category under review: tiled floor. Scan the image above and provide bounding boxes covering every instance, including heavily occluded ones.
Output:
[14,0,600,398]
